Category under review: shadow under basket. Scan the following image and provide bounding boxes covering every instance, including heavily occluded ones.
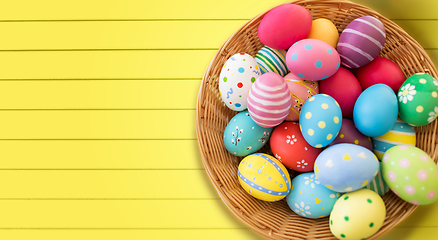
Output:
[196,0,438,239]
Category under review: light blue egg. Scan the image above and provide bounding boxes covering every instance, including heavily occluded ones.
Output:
[223,110,273,156]
[314,143,380,193]
[299,94,342,148]
[353,84,398,137]
[286,172,341,219]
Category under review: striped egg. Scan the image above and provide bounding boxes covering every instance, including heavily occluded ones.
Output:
[238,153,291,202]
[247,72,291,128]
[255,46,288,77]
[364,162,390,196]
[337,16,386,69]
[284,73,319,121]
[372,118,416,160]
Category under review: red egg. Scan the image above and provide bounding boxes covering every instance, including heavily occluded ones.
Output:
[258,4,312,49]
[328,118,373,151]
[353,56,405,93]
[270,122,321,172]
[319,67,362,119]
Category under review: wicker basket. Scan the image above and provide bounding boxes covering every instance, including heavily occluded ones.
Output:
[196,0,438,239]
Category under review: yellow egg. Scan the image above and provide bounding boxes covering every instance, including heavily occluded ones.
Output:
[307,18,339,48]
[329,189,386,240]
[238,153,291,202]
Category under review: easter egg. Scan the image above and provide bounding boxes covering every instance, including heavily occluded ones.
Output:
[353,84,398,137]
[223,110,273,157]
[372,118,416,160]
[270,122,321,172]
[258,4,312,49]
[314,143,379,192]
[382,145,438,205]
[238,153,292,202]
[319,67,362,119]
[219,53,260,111]
[330,189,386,240]
[255,46,288,77]
[398,73,438,126]
[286,39,341,81]
[247,72,291,128]
[365,162,390,196]
[286,172,341,218]
[307,18,339,48]
[353,56,405,93]
[328,118,373,151]
[299,94,342,148]
[337,16,386,69]
[284,73,319,121]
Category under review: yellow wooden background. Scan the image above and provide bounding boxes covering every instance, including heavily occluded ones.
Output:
[0,0,437,239]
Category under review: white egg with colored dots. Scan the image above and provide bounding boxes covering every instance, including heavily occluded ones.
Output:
[238,153,291,202]
[314,143,379,193]
[299,94,342,148]
[330,189,386,240]
[219,53,261,111]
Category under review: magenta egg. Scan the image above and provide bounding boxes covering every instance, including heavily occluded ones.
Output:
[247,72,291,128]
[286,39,340,81]
[328,118,373,151]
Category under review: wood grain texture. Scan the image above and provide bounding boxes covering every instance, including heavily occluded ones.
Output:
[0,0,437,239]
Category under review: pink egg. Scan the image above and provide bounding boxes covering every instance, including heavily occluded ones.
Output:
[328,118,373,151]
[353,56,405,93]
[247,72,291,128]
[258,4,312,49]
[286,39,340,81]
[284,72,319,121]
[319,67,362,119]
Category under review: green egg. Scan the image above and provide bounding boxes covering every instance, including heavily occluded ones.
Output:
[398,73,438,126]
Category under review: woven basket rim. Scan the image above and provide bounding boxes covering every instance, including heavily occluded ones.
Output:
[196,0,438,239]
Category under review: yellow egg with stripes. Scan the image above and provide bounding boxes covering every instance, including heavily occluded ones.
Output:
[238,153,291,202]
[372,118,416,160]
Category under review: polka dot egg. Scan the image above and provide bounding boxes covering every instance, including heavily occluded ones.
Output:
[219,53,261,111]
[286,172,341,219]
[398,73,438,127]
[286,38,340,81]
[299,94,342,148]
[382,145,438,205]
[238,153,291,202]
[330,189,386,240]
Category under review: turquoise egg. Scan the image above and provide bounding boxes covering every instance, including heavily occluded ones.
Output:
[353,84,398,137]
[299,94,342,148]
[314,143,380,192]
[286,172,341,219]
[223,110,273,156]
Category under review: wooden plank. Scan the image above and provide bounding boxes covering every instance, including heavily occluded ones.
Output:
[0,200,242,228]
[381,227,438,240]
[0,50,214,79]
[0,0,437,20]
[0,170,219,199]
[0,20,435,50]
[0,229,264,240]
[0,140,203,169]
[0,200,435,229]
[0,110,196,139]
[0,80,200,110]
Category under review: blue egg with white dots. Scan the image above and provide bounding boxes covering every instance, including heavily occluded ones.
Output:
[299,94,342,148]
[286,172,341,218]
[223,110,273,156]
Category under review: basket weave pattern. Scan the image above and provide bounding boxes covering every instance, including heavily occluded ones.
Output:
[196,0,438,239]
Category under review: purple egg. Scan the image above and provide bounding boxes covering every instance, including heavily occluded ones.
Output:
[337,16,386,69]
[328,118,373,151]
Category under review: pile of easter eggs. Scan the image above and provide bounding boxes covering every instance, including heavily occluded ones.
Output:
[219,3,438,240]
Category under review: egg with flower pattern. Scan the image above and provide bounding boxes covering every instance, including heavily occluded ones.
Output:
[286,172,341,218]
[238,153,291,202]
[398,73,438,126]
